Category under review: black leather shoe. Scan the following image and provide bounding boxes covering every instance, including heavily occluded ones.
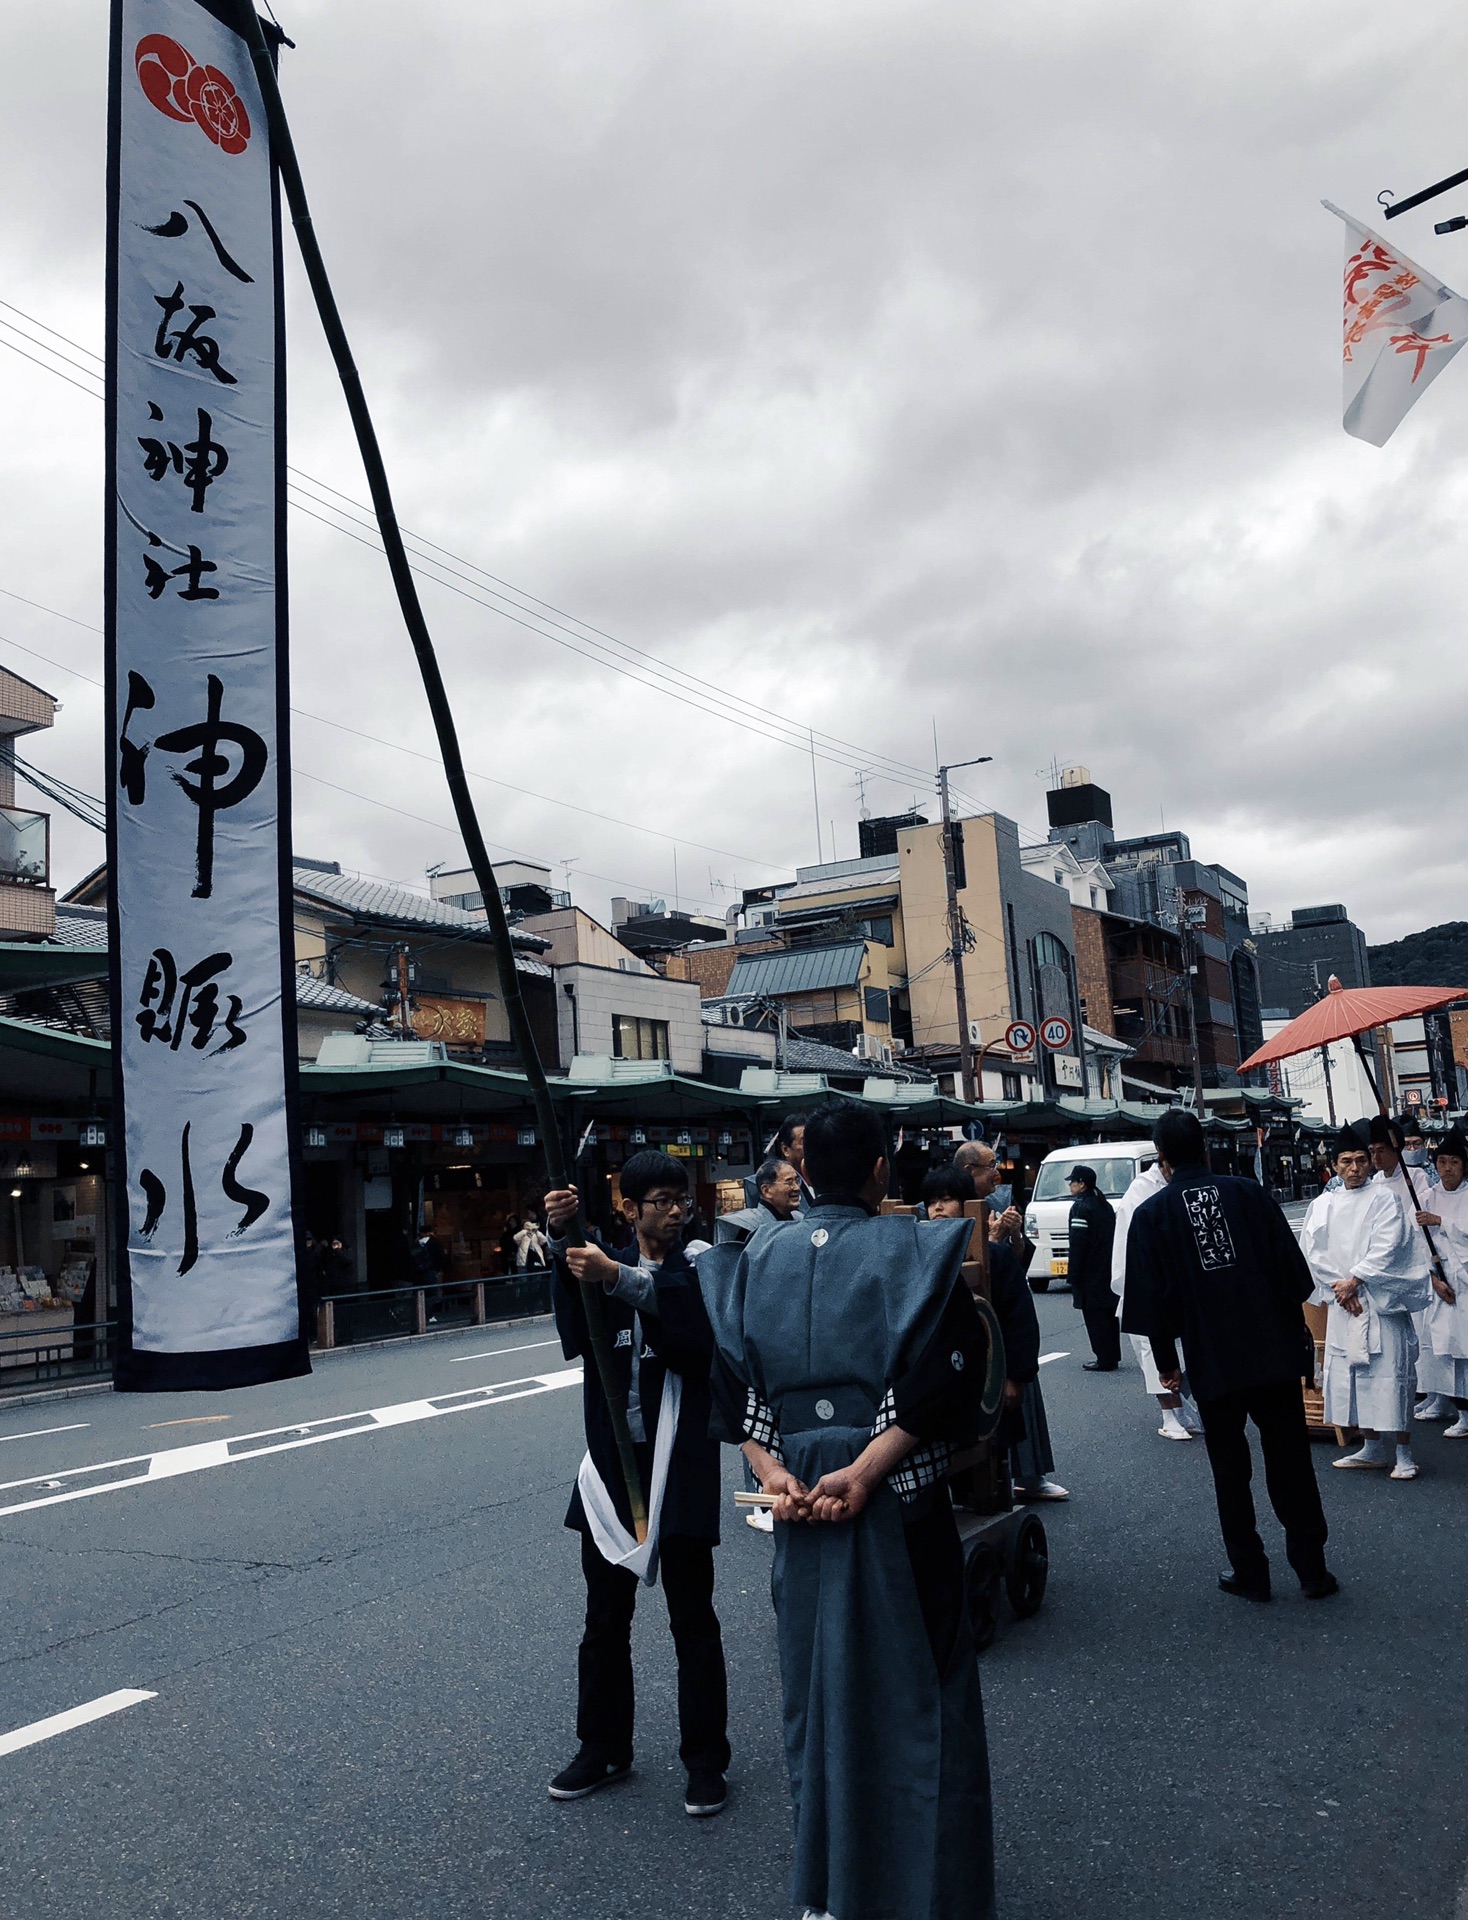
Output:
[1082,1362,1119,1372]
[685,1770,727,1817]
[1300,1573,1340,1600]
[1218,1571,1271,1603]
[548,1747,632,1800]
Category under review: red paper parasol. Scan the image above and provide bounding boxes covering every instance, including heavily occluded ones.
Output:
[1239,976,1468,1073]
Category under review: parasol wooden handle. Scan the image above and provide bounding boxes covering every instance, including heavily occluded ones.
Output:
[734,1490,779,1508]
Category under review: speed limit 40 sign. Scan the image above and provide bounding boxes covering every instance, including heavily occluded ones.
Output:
[1004,1020,1036,1053]
[1039,1015,1074,1051]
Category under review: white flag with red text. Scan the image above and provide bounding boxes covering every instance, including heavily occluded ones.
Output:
[1324,201,1468,445]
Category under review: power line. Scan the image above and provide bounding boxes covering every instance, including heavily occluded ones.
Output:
[0,597,782,876]
[0,300,937,789]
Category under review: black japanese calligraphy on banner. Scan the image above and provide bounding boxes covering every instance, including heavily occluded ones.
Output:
[107,0,306,1389]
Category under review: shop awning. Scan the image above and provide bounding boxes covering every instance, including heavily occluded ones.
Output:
[0,943,109,992]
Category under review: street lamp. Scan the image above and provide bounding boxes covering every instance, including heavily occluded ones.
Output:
[936,755,993,1104]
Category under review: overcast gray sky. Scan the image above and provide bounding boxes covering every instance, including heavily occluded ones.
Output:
[3,0,1467,943]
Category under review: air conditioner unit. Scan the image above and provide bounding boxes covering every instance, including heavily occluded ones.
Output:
[855,1033,893,1063]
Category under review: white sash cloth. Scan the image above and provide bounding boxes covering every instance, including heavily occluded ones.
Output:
[577,1370,682,1584]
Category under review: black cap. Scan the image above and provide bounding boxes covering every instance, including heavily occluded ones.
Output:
[1436,1128,1468,1164]
[1334,1121,1371,1157]
[1068,1164,1097,1186]
[1398,1112,1427,1139]
[1368,1115,1405,1151]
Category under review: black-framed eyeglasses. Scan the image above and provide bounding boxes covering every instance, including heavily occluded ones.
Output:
[641,1192,692,1212]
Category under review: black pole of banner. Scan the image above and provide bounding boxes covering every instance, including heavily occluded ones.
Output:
[1351,1033,1446,1284]
[238,13,648,1540]
[1382,169,1468,221]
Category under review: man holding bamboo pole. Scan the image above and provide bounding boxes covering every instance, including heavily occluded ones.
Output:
[543,1152,729,1817]
[699,1101,999,1920]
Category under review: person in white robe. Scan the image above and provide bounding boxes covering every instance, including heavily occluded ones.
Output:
[1414,1128,1468,1439]
[1302,1123,1432,1480]
[1111,1158,1203,1442]
[1369,1114,1456,1420]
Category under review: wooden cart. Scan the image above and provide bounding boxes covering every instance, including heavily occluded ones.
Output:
[882,1197,1052,1651]
[1303,1299,1351,1445]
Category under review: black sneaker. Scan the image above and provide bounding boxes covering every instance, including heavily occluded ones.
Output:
[1218,1570,1271,1603]
[548,1747,632,1801]
[684,1770,727,1817]
[1300,1572,1340,1600]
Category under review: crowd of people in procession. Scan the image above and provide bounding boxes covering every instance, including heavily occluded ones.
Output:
[529,1093,1466,1920]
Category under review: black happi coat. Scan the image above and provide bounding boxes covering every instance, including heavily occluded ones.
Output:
[1121,1165,1315,1404]
[553,1239,721,1545]
[1067,1187,1116,1309]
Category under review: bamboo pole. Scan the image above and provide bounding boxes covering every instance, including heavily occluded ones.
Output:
[239,12,647,1540]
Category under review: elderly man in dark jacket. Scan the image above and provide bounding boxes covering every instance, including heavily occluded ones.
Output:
[1123,1110,1335,1603]
[1067,1165,1119,1371]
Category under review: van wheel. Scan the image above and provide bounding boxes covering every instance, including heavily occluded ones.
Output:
[1029,1275,1051,1293]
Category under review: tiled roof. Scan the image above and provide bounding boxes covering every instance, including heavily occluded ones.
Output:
[294,973,382,1015]
[727,943,867,998]
[782,1034,905,1079]
[51,904,109,951]
[292,868,547,950]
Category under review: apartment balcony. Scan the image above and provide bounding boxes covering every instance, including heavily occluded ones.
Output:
[0,807,54,938]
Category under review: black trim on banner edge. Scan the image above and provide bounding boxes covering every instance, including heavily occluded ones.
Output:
[114,1335,310,1393]
[267,43,312,1367]
[104,0,131,1381]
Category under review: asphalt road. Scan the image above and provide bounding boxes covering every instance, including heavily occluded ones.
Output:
[2,1296,1466,1920]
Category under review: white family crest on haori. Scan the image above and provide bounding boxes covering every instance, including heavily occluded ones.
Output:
[1323,201,1468,446]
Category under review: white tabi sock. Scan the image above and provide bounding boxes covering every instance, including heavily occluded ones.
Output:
[1445,1415,1468,1438]
[1345,1438,1390,1465]
[1158,1407,1191,1440]
[1395,1443,1416,1469]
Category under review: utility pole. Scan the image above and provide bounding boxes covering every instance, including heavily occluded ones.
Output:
[1176,892,1207,1118]
[937,755,992,1103]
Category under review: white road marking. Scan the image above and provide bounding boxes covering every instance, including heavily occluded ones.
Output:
[448,1338,562,1364]
[1038,1351,1072,1366]
[0,1423,91,1445]
[0,1368,583,1520]
[0,1689,156,1758]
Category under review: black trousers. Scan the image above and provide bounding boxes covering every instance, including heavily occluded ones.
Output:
[1078,1287,1121,1368]
[576,1528,730,1774]
[1196,1381,1329,1584]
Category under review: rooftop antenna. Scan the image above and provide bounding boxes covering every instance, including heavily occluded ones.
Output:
[854,769,871,820]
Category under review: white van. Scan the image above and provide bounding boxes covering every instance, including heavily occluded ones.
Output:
[1022,1140,1159,1291]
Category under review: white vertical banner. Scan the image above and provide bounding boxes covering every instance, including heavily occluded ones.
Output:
[107,0,306,1388]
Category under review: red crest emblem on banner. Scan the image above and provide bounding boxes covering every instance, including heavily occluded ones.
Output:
[135,34,252,155]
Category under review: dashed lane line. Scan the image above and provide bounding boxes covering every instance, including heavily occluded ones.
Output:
[0,1423,91,1445]
[0,1368,583,1520]
[0,1689,156,1758]
[448,1337,562,1364]
[1038,1351,1072,1365]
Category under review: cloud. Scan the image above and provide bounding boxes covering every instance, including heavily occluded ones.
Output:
[1,0,1467,938]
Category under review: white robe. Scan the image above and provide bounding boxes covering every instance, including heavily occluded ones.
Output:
[1302,1182,1432,1431]
[1374,1165,1456,1398]
[1111,1163,1172,1394]
[1423,1180,1468,1399]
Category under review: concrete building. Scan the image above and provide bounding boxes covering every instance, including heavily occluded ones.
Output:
[1041,766,1260,1086]
[1251,904,1372,1019]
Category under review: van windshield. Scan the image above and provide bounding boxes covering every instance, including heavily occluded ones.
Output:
[1031,1157,1150,1202]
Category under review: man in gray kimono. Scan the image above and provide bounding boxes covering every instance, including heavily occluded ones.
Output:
[699,1100,1001,1920]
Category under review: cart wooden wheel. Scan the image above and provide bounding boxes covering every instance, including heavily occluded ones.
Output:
[1005,1514,1049,1618]
[964,1541,1004,1651]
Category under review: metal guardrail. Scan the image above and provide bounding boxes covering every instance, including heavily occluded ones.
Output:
[315,1272,553,1350]
[0,1274,556,1395]
[0,1316,114,1391]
